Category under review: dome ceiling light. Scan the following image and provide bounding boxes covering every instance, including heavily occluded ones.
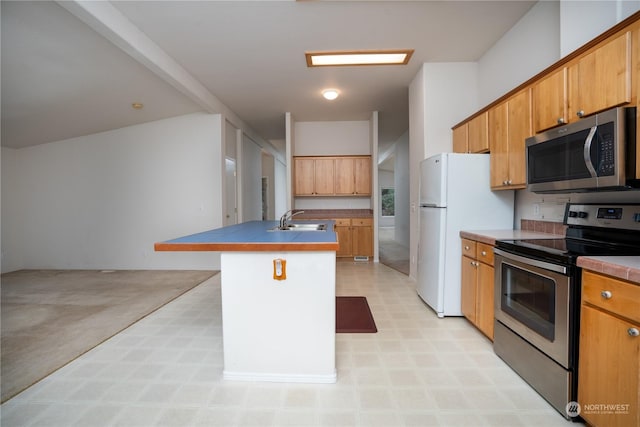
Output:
[322,89,339,100]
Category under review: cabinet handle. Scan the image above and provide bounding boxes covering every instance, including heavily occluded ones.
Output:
[481,251,487,256]
[577,110,584,118]
[601,290,612,299]
[507,180,512,185]
[502,180,508,185]
[629,328,640,337]
[464,245,470,251]
[557,117,565,124]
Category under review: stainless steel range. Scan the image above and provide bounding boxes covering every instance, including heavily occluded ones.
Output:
[493,203,640,419]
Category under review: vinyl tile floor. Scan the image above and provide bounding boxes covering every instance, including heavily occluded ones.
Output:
[1,262,579,427]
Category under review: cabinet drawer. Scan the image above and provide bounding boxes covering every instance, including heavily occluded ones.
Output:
[334,218,351,227]
[461,239,477,257]
[352,218,372,227]
[582,270,640,323]
[477,243,494,266]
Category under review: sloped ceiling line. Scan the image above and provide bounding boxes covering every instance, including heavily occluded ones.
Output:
[55,0,283,160]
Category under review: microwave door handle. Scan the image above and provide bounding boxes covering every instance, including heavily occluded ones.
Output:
[583,126,598,177]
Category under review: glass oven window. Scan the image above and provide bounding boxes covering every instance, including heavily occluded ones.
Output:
[501,263,555,341]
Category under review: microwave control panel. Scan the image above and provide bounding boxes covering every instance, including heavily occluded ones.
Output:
[565,203,640,230]
[595,124,615,176]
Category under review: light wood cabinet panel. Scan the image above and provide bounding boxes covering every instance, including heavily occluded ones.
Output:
[333,218,373,258]
[460,238,495,340]
[354,157,371,195]
[489,89,530,190]
[468,112,489,153]
[452,124,468,153]
[334,220,352,257]
[578,270,640,427]
[294,156,370,197]
[578,304,639,427]
[313,158,335,195]
[532,67,567,133]
[294,158,316,195]
[571,31,631,120]
[461,255,477,323]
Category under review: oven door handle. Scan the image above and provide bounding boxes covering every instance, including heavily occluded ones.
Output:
[494,248,568,275]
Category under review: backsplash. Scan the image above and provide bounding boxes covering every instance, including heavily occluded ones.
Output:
[521,219,567,235]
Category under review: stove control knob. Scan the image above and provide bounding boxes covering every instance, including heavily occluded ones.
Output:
[568,211,578,218]
[578,211,588,219]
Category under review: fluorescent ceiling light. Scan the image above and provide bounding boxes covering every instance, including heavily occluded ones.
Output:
[306,49,414,67]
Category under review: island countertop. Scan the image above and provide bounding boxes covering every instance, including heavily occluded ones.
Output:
[154,220,339,252]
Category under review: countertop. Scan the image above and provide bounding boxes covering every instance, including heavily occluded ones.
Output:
[577,256,640,284]
[155,220,339,252]
[292,209,373,219]
[459,229,564,246]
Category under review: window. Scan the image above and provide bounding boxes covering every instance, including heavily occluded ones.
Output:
[381,188,395,217]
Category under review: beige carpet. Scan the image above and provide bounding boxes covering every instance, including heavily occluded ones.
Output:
[1,269,217,402]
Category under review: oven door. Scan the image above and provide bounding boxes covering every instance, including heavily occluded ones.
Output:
[494,249,571,368]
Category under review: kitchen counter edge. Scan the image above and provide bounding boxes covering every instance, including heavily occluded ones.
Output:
[459,229,563,246]
[577,256,640,284]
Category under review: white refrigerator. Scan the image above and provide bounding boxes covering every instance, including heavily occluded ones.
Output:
[417,153,514,317]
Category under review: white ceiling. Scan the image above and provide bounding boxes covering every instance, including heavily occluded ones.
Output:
[1,1,536,152]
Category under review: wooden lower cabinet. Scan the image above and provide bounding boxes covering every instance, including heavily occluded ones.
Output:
[578,270,640,427]
[334,218,373,258]
[460,238,495,340]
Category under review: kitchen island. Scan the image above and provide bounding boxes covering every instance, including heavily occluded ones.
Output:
[155,220,339,383]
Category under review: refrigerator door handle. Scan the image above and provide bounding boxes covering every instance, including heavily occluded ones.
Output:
[420,203,439,208]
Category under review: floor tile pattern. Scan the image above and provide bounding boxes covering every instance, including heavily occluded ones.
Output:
[1,262,579,426]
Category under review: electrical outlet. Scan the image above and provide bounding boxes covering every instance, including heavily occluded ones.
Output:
[533,203,540,216]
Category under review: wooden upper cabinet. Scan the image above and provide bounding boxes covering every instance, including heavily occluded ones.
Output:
[294,155,371,197]
[313,158,335,195]
[354,157,371,195]
[532,67,568,133]
[489,89,530,190]
[294,158,316,195]
[452,123,468,153]
[570,31,632,119]
[468,112,489,153]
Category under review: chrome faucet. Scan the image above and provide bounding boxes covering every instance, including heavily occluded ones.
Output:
[279,209,304,229]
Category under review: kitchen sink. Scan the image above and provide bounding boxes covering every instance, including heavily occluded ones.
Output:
[270,223,328,231]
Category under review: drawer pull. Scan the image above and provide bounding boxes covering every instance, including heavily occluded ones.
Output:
[481,251,487,256]
[629,328,640,337]
[601,290,612,299]
[464,245,470,251]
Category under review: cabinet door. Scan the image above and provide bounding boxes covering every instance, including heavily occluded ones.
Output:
[453,124,468,153]
[532,67,567,133]
[335,222,352,257]
[573,31,631,119]
[354,157,371,195]
[476,263,495,340]
[352,222,373,257]
[313,158,335,195]
[334,157,355,195]
[506,89,530,189]
[578,305,639,427]
[461,255,477,323]
[468,112,489,153]
[489,101,509,189]
[294,158,315,195]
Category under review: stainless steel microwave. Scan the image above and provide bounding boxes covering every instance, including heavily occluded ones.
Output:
[526,106,638,193]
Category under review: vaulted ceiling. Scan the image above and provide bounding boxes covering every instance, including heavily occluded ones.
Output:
[1,1,536,152]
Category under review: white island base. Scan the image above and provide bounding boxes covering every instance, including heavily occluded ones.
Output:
[220,251,336,383]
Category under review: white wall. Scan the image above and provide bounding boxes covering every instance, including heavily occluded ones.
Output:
[478,1,560,106]
[394,131,410,248]
[241,134,263,222]
[1,113,223,273]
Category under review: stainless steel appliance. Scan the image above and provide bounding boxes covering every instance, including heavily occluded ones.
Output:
[493,203,640,419]
[526,106,638,193]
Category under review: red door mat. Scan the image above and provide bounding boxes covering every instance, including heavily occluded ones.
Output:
[336,296,377,333]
